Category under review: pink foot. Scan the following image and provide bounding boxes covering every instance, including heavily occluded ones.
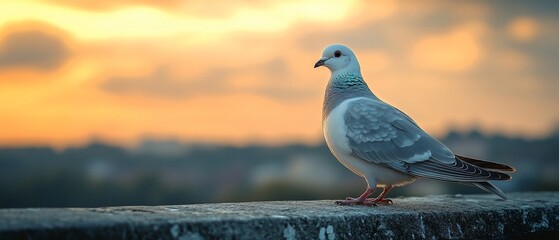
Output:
[337,186,394,206]
[336,188,377,206]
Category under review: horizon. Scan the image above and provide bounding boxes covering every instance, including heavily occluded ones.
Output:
[1,126,557,151]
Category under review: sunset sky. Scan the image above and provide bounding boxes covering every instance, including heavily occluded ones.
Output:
[0,0,558,148]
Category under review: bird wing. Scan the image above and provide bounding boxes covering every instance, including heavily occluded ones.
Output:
[344,98,510,182]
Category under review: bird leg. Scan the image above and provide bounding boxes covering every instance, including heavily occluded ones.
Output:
[364,186,393,205]
[337,186,394,206]
[335,187,376,206]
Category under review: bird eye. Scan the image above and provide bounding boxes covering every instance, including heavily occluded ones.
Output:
[334,50,341,58]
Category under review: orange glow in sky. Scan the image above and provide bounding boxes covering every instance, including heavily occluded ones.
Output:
[0,0,558,148]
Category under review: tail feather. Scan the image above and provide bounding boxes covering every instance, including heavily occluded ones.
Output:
[456,155,516,172]
[472,182,507,200]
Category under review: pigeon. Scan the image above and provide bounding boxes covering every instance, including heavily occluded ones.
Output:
[314,44,515,205]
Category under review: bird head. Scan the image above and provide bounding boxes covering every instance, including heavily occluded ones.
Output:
[314,44,360,74]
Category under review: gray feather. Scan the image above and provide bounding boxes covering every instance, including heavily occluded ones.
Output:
[472,182,507,200]
[344,98,511,182]
[322,73,377,121]
[457,155,516,172]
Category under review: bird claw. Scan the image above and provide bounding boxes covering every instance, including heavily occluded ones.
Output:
[337,187,394,206]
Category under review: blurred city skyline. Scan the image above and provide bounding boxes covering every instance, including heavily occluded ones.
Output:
[1,0,558,149]
[2,129,558,208]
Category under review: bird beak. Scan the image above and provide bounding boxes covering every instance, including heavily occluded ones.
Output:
[314,58,327,68]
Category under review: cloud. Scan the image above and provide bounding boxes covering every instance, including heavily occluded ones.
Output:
[410,23,484,72]
[297,1,486,55]
[493,49,532,70]
[45,0,278,18]
[101,66,230,98]
[100,57,313,100]
[0,28,71,71]
[483,0,559,19]
[507,17,538,42]
[45,0,183,12]
[298,1,489,74]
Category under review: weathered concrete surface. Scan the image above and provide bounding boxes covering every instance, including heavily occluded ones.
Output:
[0,192,558,240]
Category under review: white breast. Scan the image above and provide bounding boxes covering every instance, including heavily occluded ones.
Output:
[323,98,366,176]
[323,97,416,188]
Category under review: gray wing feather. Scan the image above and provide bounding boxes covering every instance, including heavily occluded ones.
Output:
[344,98,507,182]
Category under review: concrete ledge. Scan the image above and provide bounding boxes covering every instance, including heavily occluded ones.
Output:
[1,192,558,239]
